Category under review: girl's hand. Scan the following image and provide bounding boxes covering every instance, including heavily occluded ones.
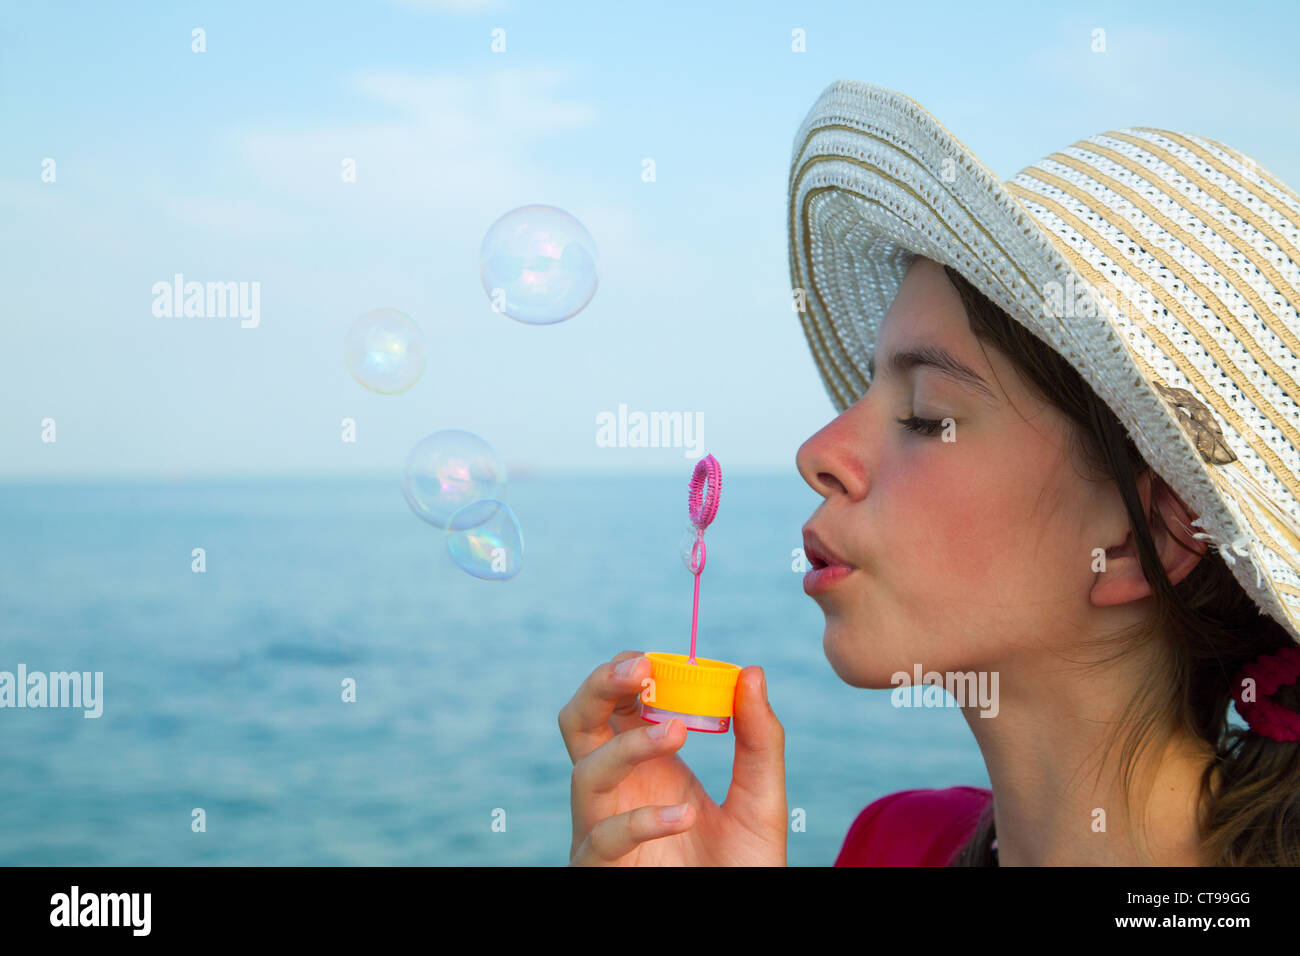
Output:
[558,650,787,865]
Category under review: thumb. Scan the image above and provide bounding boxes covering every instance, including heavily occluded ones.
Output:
[723,666,787,828]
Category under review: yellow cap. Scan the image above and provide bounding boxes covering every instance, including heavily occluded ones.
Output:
[642,652,741,718]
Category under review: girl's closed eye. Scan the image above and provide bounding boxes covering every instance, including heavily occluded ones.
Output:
[896,414,948,437]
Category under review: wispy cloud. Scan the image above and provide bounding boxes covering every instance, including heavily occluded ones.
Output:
[217,65,600,233]
[390,0,513,12]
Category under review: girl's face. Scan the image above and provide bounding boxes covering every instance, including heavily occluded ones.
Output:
[796,255,1118,687]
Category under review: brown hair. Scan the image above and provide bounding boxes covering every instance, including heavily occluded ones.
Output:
[937,263,1300,866]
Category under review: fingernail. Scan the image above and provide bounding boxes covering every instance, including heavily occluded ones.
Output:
[614,656,644,680]
[659,804,685,822]
[647,717,673,738]
[760,673,768,700]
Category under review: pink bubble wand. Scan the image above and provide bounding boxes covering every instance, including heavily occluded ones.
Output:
[684,454,721,665]
[637,452,740,733]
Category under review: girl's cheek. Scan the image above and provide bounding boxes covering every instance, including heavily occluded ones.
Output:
[889,461,1023,580]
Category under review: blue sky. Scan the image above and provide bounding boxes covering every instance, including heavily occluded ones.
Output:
[3,0,1297,478]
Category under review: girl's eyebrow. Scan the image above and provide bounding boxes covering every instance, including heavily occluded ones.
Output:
[868,344,999,405]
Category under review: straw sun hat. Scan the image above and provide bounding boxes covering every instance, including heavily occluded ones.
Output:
[787,80,1300,645]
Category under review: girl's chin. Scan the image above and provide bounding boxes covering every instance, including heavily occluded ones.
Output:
[823,631,880,689]
[822,622,910,690]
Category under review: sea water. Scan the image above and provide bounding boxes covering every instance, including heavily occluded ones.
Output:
[0,474,988,865]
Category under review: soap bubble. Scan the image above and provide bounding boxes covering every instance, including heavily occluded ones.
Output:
[480,204,598,324]
[679,523,706,574]
[402,430,506,529]
[446,499,523,580]
[345,308,426,393]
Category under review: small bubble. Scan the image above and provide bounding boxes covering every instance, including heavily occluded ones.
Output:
[678,523,705,574]
[402,430,506,529]
[345,308,426,393]
[446,499,524,580]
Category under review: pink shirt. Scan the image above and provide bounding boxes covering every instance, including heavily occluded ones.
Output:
[834,786,994,866]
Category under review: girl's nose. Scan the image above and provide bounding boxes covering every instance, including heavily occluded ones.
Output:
[796,407,871,501]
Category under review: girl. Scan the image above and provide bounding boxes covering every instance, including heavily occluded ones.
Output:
[558,81,1300,865]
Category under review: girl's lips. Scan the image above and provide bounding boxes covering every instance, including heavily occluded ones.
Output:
[803,563,854,595]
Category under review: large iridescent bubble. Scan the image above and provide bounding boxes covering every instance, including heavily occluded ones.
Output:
[445,499,524,580]
[480,204,598,324]
[402,430,506,529]
[345,308,427,393]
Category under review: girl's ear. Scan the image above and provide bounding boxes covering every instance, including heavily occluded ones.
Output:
[1089,473,1207,608]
